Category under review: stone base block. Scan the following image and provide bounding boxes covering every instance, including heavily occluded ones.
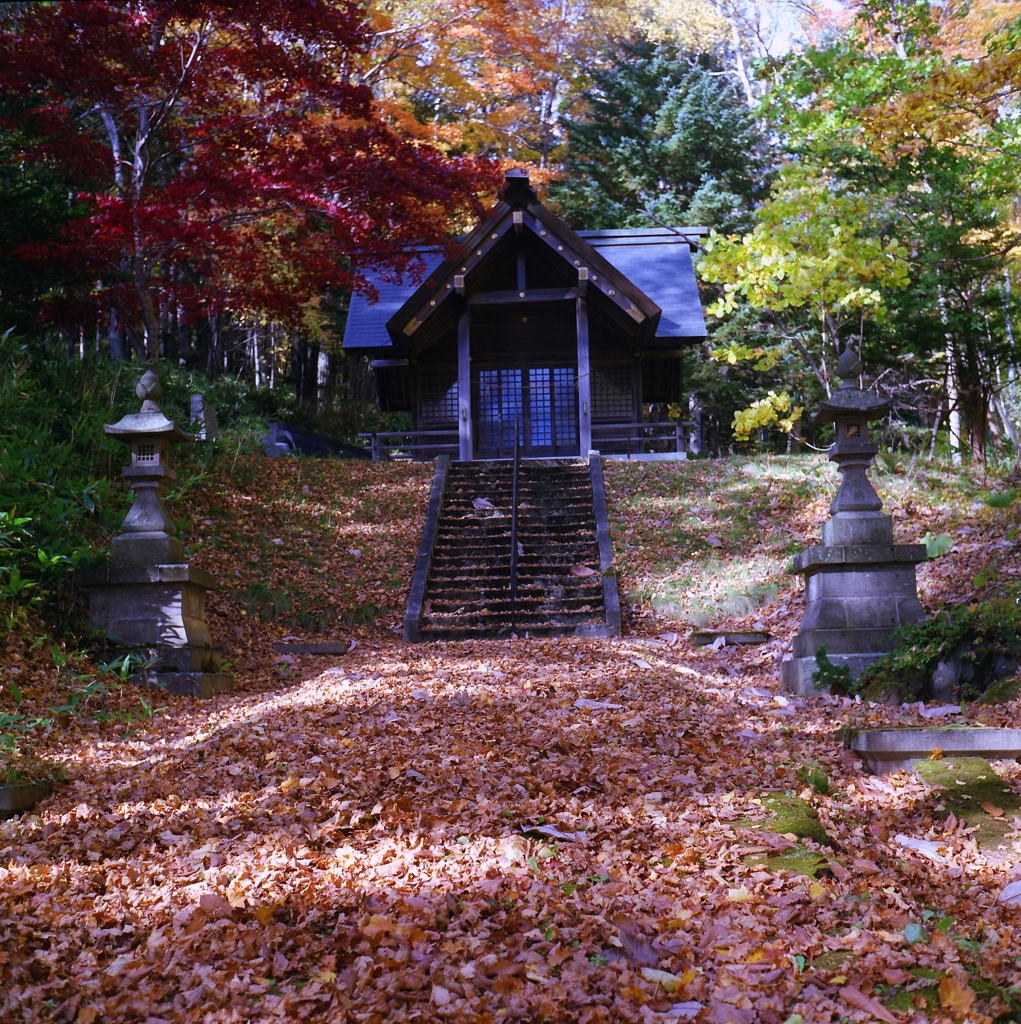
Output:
[0,781,52,818]
[132,670,234,699]
[850,727,1021,774]
[127,643,222,674]
[81,564,217,651]
[781,651,887,696]
[111,533,185,566]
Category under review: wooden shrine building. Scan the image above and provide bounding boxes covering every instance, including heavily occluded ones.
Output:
[343,169,707,460]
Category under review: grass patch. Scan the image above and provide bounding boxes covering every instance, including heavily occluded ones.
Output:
[913,756,1021,850]
[736,792,833,847]
[605,455,835,627]
[743,844,831,878]
[646,556,780,626]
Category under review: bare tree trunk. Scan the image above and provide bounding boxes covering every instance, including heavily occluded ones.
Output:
[927,392,946,461]
[317,346,330,411]
[728,14,756,106]
[206,314,218,378]
[936,276,963,465]
[134,255,161,360]
[993,395,1021,477]
[107,309,128,361]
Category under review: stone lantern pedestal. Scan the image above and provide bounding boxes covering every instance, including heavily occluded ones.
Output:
[781,350,927,695]
[80,371,232,699]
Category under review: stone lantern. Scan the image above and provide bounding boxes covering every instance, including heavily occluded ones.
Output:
[80,371,232,698]
[782,348,927,694]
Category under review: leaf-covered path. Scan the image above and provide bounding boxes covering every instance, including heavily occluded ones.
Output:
[2,456,1020,1022]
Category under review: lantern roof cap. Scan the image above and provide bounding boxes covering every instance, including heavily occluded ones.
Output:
[815,387,892,424]
[103,371,193,443]
[814,347,891,424]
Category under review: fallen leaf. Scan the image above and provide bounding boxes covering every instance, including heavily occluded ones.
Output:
[705,533,723,547]
[631,658,653,670]
[938,974,976,1014]
[852,859,881,875]
[105,955,133,976]
[882,969,913,986]
[570,563,597,577]
[198,892,233,918]
[254,904,277,926]
[524,823,588,842]
[838,984,898,1023]
[665,1003,702,1021]
[613,917,658,966]
[894,834,949,863]
[472,497,496,510]
[919,704,962,718]
[980,801,1004,818]
[573,698,623,709]
[826,858,851,882]
[498,835,529,864]
[998,880,1021,906]
[641,967,686,993]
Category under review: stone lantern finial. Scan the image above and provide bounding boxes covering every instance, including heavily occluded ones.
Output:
[834,347,863,387]
[135,369,163,405]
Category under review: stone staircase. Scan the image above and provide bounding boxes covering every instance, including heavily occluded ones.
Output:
[404,458,620,640]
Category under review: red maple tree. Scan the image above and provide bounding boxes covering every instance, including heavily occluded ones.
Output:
[0,0,497,356]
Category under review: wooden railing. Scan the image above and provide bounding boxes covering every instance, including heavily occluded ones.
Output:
[358,429,459,461]
[361,420,700,460]
[591,420,699,455]
[509,411,521,631]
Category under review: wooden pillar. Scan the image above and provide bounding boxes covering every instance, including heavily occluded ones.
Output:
[576,297,591,455]
[458,308,472,461]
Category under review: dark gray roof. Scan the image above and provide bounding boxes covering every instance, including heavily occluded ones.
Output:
[577,229,707,340]
[342,251,437,351]
[343,229,706,352]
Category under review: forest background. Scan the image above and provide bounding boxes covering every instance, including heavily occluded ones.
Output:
[2,0,1021,611]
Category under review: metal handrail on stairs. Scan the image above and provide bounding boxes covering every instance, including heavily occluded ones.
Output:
[509,410,521,632]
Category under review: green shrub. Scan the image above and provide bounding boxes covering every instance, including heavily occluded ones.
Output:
[858,599,1021,702]
[811,646,852,695]
[0,330,390,629]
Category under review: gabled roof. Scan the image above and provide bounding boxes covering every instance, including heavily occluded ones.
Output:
[579,229,707,340]
[342,171,707,355]
[343,250,438,351]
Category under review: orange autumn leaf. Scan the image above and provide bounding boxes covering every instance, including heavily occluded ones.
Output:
[939,974,977,1014]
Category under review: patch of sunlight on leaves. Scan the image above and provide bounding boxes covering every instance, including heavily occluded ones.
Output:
[648,556,779,626]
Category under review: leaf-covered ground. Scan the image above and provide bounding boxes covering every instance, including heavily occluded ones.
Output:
[2,453,1020,1024]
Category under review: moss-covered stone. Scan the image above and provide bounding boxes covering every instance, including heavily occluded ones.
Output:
[913,756,1021,849]
[979,674,1021,705]
[736,792,833,847]
[858,671,925,705]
